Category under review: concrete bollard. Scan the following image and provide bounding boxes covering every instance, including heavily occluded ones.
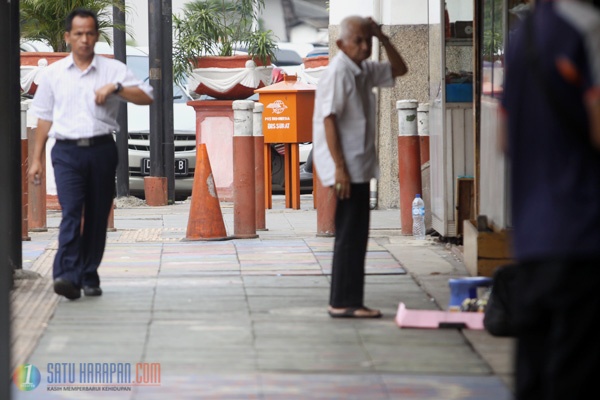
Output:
[417,103,430,165]
[397,100,422,236]
[253,102,267,231]
[315,168,336,237]
[232,100,258,239]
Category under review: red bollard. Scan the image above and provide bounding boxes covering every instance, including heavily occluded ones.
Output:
[27,127,47,232]
[233,100,258,239]
[253,102,267,231]
[315,167,336,237]
[397,100,422,236]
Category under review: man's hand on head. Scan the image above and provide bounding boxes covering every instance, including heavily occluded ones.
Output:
[366,17,385,42]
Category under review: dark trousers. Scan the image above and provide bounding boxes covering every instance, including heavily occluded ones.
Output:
[51,140,118,288]
[329,183,370,308]
[514,259,600,400]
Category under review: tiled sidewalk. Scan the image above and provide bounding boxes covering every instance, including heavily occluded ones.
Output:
[12,199,513,399]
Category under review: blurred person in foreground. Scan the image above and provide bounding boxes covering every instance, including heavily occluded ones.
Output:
[28,8,153,300]
[501,0,600,397]
[313,16,407,318]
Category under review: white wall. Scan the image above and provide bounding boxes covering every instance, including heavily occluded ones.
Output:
[127,0,190,47]
[330,0,427,25]
[381,0,428,25]
[329,0,374,24]
[263,0,287,42]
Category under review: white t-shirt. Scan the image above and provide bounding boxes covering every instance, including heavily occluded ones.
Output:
[312,51,394,186]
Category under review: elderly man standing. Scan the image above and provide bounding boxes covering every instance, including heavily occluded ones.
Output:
[28,8,153,300]
[313,16,407,318]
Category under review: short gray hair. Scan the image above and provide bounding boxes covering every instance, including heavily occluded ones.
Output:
[339,16,366,42]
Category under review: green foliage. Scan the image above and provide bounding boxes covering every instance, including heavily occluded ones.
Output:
[481,0,504,61]
[172,0,277,85]
[245,30,276,66]
[20,0,129,52]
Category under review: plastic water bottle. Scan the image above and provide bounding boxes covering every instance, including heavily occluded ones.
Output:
[412,194,426,240]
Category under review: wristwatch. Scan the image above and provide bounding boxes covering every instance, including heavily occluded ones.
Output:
[113,82,123,94]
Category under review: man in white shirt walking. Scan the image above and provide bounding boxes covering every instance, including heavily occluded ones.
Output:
[28,8,153,300]
[313,16,407,318]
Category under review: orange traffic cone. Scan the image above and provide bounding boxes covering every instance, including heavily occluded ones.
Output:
[185,144,230,241]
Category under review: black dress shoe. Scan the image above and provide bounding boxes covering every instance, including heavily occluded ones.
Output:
[83,286,102,296]
[53,278,81,300]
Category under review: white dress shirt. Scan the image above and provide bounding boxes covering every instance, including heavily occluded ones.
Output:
[31,53,153,139]
[312,51,394,187]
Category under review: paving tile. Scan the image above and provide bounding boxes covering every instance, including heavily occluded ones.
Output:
[242,276,329,287]
[380,374,512,400]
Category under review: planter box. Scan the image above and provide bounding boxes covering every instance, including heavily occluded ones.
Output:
[188,55,272,100]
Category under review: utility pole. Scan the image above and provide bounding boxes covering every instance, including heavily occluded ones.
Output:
[114,1,130,198]
[0,0,20,397]
[162,0,175,202]
[148,0,165,185]
[148,0,175,204]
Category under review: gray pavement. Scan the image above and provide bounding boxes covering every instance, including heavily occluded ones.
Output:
[12,195,515,399]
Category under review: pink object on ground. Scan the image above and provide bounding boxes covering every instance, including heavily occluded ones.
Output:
[395,302,485,330]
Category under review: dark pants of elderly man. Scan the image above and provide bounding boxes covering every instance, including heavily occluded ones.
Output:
[329,183,371,309]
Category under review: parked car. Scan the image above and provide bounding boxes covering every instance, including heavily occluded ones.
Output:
[20,40,53,52]
[304,46,329,58]
[19,42,197,200]
[118,47,197,200]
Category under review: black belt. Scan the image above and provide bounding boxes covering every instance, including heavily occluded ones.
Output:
[56,134,114,147]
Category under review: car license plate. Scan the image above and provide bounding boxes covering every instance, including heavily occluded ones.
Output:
[142,158,188,176]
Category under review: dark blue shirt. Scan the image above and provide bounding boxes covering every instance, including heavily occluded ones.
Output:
[502,1,600,261]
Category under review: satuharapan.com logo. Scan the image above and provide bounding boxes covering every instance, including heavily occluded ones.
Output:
[14,362,161,392]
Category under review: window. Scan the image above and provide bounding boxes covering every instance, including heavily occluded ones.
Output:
[480,0,531,98]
